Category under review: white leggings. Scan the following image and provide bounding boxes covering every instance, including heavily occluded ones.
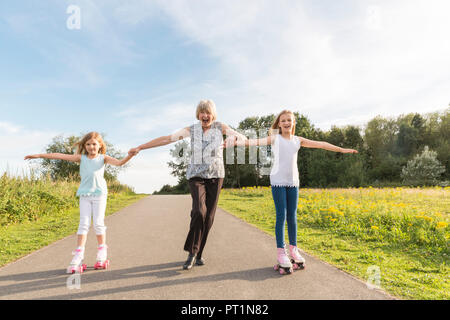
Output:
[77,195,107,235]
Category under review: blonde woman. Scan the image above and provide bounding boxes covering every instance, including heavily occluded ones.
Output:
[25,132,135,273]
[129,100,246,270]
[229,110,358,274]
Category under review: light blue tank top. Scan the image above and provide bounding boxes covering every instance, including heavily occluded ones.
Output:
[76,154,108,197]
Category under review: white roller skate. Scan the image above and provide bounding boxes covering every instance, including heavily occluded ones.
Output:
[94,244,110,270]
[289,245,306,270]
[274,247,293,275]
[67,247,87,274]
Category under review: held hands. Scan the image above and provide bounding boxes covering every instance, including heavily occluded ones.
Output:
[222,136,238,149]
[128,147,140,156]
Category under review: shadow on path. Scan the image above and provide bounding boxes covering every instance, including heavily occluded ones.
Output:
[0,261,281,300]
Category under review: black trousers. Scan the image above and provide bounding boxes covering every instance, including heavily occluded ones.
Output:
[184,177,224,258]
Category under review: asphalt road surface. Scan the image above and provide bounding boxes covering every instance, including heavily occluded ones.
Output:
[0,195,395,300]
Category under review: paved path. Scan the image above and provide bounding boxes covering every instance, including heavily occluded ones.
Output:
[0,195,394,300]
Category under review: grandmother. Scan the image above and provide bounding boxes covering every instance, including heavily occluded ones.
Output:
[129,100,246,270]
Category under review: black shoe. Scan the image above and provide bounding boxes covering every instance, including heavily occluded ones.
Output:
[183,254,196,270]
[195,257,205,266]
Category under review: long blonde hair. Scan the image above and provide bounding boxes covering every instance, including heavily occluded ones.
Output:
[73,132,107,155]
[270,110,296,135]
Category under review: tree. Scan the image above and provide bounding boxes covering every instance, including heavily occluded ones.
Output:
[166,139,190,193]
[364,116,398,166]
[344,126,364,150]
[237,114,275,187]
[401,146,446,186]
[397,123,418,156]
[40,134,127,181]
[159,108,449,192]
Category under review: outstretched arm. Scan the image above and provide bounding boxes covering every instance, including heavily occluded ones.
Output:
[222,123,249,148]
[298,137,358,153]
[129,127,190,155]
[24,153,81,162]
[104,154,134,166]
[236,135,272,147]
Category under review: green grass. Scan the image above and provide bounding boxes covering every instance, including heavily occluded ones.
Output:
[218,187,450,300]
[0,173,147,267]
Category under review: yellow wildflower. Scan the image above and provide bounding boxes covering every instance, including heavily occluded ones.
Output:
[371,226,379,230]
[436,221,448,229]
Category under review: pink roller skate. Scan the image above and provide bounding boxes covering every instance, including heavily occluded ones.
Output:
[274,247,293,275]
[94,244,110,270]
[66,248,87,274]
[289,245,306,270]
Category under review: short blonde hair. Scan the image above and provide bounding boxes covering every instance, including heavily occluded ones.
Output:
[196,99,217,121]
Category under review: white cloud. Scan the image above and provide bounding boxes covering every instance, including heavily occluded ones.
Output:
[117,146,178,194]
[156,0,450,129]
[0,121,22,134]
[116,100,197,134]
[0,122,58,176]
[4,1,449,193]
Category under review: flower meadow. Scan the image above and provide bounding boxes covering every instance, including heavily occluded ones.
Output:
[219,186,449,299]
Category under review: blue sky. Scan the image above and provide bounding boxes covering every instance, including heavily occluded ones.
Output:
[1,0,449,193]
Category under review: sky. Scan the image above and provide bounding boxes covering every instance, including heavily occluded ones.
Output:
[1,0,449,194]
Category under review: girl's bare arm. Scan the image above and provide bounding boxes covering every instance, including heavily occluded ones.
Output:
[225,135,272,148]
[222,123,253,148]
[298,137,358,153]
[24,153,81,162]
[104,154,134,166]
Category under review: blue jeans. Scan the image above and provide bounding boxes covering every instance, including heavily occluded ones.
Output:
[271,186,299,248]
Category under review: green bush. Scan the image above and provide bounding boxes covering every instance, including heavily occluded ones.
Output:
[401,146,446,186]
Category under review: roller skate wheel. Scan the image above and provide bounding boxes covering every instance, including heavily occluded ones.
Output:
[274,264,280,271]
[279,268,286,275]
[94,260,110,270]
[69,266,84,274]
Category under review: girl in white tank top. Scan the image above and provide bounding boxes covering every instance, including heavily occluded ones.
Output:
[229,110,358,274]
[270,133,301,187]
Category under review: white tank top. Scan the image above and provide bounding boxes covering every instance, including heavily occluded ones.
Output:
[270,134,301,187]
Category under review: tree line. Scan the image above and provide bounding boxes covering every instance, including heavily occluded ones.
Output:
[156,108,449,194]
